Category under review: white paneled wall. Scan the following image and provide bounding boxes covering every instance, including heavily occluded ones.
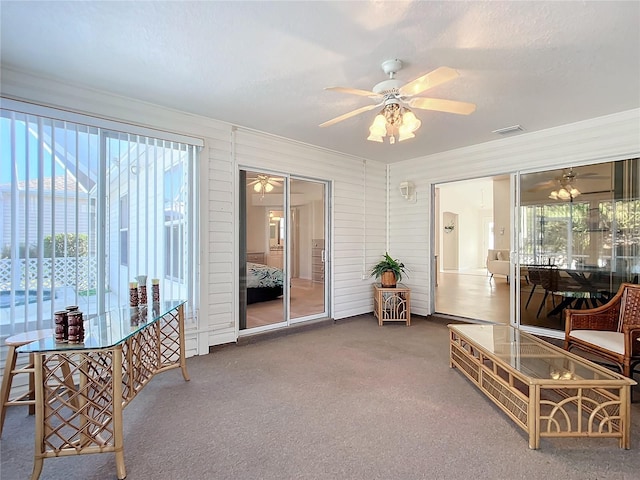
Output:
[389,109,640,317]
[233,130,386,320]
[201,133,236,348]
[4,67,636,350]
[1,68,386,354]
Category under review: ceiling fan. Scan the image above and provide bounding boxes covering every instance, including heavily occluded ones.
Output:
[319,59,476,143]
[248,174,283,196]
[527,168,609,200]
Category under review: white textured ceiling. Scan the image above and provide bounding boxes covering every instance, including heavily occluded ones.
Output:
[1,1,639,163]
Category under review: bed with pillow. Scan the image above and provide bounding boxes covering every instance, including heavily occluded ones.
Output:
[246,262,284,304]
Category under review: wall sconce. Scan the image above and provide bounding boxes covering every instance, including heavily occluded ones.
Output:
[399,181,416,202]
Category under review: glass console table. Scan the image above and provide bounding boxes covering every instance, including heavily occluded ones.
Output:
[19,300,190,480]
[449,323,635,449]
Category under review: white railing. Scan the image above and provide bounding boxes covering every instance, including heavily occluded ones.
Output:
[0,258,98,292]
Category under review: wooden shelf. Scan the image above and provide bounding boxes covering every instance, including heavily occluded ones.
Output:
[312,239,324,283]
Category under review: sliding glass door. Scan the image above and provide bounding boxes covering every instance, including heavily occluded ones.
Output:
[0,107,199,338]
[239,170,329,332]
[517,158,639,333]
[289,178,326,322]
[240,170,286,330]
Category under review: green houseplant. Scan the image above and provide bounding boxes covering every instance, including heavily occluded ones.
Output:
[370,252,407,288]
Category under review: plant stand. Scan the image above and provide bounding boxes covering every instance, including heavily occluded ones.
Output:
[373,284,411,326]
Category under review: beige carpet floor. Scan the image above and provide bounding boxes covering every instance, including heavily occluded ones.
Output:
[2,314,639,480]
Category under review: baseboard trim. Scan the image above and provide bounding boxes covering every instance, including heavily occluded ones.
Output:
[233,317,335,346]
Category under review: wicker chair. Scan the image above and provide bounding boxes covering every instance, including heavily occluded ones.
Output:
[564,282,640,378]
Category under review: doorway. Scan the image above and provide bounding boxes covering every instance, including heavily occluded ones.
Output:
[434,176,511,323]
[239,170,329,332]
[433,158,640,332]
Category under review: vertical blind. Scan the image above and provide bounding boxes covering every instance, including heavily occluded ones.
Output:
[0,107,199,340]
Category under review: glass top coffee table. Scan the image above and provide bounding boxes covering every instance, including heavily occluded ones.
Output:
[449,323,636,449]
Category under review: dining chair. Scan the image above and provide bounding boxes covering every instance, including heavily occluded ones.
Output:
[536,266,559,318]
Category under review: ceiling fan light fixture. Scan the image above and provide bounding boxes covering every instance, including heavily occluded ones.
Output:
[398,130,415,142]
[549,185,580,201]
[367,104,421,144]
[401,109,421,132]
[557,188,571,200]
[250,174,281,198]
[321,60,475,142]
[383,102,402,125]
[371,114,387,134]
[398,121,417,141]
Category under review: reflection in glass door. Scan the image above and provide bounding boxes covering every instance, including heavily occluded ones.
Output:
[240,171,328,331]
[517,158,640,333]
[289,178,327,322]
[240,170,286,330]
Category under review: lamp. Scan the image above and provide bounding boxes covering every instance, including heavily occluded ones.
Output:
[367,101,421,144]
[399,181,416,202]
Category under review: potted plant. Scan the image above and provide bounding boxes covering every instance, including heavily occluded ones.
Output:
[370,252,407,288]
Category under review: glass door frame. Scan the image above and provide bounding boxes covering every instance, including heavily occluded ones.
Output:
[513,169,569,339]
[512,157,639,338]
[239,168,289,334]
[511,172,525,332]
[239,168,331,335]
[288,175,330,325]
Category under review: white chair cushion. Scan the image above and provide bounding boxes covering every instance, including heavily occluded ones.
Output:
[569,330,624,355]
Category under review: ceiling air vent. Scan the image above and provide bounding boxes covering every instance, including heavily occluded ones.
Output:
[492,125,523,135]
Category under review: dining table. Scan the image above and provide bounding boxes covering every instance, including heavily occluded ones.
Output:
[545,266,623,317]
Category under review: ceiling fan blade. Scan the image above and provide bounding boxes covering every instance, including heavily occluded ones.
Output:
[319,104,380,128]
[578,173,610,180]
[527,180,556,192]
[408,97,476,115]
[325,86,379,97]
[248,179,260,185]
[398,66,459,97]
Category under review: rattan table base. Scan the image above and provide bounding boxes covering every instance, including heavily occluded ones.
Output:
[449,324,634,449]
[28,303,189,480]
